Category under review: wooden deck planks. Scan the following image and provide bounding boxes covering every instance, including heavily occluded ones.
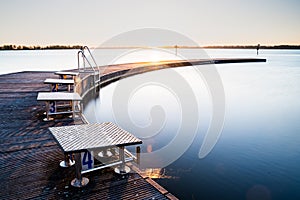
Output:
[0,71,175,199]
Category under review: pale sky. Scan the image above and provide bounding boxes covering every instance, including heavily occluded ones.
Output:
[0,0,299,46]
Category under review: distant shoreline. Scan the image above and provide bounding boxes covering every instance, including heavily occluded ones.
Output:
[202,45,300,50]
[0,45,82,51]
[1,44,300,50]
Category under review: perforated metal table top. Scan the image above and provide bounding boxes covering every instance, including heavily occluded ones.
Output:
[49,122,142,153]
[37,92,82,101]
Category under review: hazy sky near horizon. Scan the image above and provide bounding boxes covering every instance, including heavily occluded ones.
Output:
[0,0,299,47]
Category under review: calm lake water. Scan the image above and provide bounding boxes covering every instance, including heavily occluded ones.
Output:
[84,49,300,200]
[1,49,300,200]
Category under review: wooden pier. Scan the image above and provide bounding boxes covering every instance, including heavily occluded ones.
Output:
[0,71,177,199]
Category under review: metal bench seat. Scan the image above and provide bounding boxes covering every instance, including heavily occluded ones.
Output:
[37,92,82,120]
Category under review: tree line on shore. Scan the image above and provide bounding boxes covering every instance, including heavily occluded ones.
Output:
[0,45,82,50]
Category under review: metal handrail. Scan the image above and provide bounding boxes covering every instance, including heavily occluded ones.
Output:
[82,46,98,70]
[77,50,94,72]
[77,46,100,83]
[82,46,100,83]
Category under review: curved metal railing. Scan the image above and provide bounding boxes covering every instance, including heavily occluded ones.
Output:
[77,46,100,83]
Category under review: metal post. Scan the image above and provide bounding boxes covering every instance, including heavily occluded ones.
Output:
[80,102,83,114]
[60,153,75,167]
[74,80,77,93]
[136,146,141,167]
[46,101,49,121]
[64,154,70,166]
[83,53,86,71]
[71,152,89,187]
[114,146,130,174]
[67,84,71,92]
[72,100,75,118]
[77,51,81,72]
[74,153,82,180]
[119,146,125,172]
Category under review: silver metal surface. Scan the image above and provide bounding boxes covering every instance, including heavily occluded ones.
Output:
[59,154,75,167]
[37,92,82,101]
[44,78,75,85]
[55,71,79,76]
[114,166,131,174]
[59,160,75,168]
[49,122,142,153]
[71,177,89,187]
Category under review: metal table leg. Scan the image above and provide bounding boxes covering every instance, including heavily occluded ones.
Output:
[114,146,130,174]
[60,153,75,167]
[71,153,89,187]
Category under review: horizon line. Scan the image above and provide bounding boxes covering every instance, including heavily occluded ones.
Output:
[1,44,300,50]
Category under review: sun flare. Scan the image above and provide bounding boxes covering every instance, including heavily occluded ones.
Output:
[113,48,181,64]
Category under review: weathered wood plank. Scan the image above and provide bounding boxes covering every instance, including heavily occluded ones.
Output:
[0,71,176,199]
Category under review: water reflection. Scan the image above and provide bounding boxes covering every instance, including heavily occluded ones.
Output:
[84,50,300,200]
[139,168,176,179]
[84,66,213,168]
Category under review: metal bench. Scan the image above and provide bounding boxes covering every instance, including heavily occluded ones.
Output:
[49,122,142,187]
[55,71,79,80]
[44,78,75,92]
[37,92,82,121]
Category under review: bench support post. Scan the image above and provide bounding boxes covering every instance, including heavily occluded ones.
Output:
[71,153,89,187]
[136,146,141,167]
[114,146,130,174]
[60,153,75,167]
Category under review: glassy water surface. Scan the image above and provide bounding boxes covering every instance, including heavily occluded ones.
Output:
[84,49,300,200]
